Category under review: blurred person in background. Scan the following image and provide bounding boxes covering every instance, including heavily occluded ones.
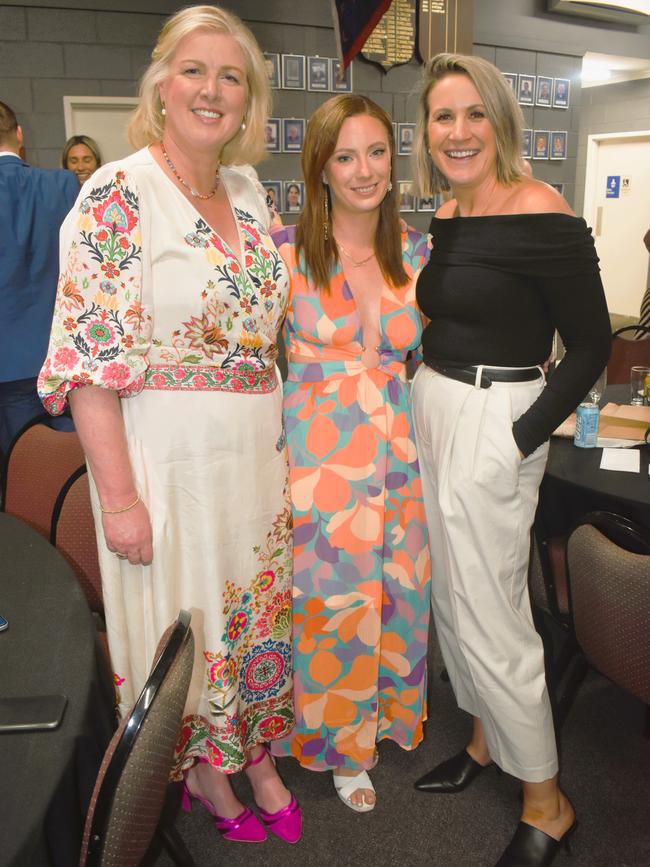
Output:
[0,100,78,460]
[61,134,103,185]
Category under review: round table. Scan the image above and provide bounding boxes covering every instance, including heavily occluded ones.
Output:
[541,384,650,534]
[0,513,115,867]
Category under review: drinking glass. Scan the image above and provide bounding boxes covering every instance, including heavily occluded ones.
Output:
[588,368,607,406]
[630,366,650,405]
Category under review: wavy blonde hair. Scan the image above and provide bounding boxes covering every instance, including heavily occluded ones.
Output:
[296,94,407,293]
[128,5,270,166]
[412,52,525,197]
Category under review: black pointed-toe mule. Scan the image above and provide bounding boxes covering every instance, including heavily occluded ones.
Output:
[494,820,578,867]
[413,749,492,794]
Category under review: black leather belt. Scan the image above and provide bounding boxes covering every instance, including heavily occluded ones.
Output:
[423,358,541,389]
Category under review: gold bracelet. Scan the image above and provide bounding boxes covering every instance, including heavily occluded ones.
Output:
[100,494,141,515]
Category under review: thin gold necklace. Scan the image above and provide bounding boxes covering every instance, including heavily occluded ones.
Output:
[160,141,220,200]
[336,239,376,268]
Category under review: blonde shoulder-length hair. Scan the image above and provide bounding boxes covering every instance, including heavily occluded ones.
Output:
[296,94,408,293]
[128,4,270,167]
[412,52,525,197]
[61,134,103,169]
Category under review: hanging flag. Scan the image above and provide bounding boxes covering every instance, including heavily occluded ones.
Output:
[331,0,393,71]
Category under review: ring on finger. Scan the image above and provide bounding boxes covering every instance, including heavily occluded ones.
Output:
[115,552,128,559]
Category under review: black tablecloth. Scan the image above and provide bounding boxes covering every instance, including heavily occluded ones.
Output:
[0,514,115,867]
[540,384,650,535]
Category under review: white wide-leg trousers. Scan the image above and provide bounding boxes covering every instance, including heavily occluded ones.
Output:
[411,365,558,782]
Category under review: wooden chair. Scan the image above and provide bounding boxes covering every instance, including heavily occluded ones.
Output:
[1,415,84,537]
[51,465,103,618]
[606,325,650,384]
[561,512,650,735]
[80,610,196,867]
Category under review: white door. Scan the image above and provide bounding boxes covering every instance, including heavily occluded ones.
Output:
[63,96,139,165]
[583,132,650,316]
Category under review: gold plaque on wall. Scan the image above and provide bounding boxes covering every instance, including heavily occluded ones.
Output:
[361,0,416,71]
[418,0,474,61]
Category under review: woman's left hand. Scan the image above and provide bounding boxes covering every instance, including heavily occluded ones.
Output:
[103,499,153,566]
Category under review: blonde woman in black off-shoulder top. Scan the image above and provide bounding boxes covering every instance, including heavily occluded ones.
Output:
[410,54,611,867]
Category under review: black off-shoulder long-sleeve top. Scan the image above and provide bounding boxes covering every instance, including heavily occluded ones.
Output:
[416,213,612,456]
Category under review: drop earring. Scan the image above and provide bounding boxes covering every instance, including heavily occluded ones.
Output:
[387,181,393,192]
[323,185,329,242]
[241,119,247,130]
[161,106,166,116]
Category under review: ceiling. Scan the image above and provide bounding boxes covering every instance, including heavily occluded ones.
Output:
[581,51,650,87]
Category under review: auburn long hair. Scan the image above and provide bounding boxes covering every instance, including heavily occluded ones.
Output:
[296,94,408,292]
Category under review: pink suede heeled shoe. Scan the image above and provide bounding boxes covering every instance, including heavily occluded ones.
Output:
[181,758,267,844]
[247,745,303,844]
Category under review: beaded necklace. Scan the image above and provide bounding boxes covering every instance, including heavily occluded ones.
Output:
[160,141,220,200]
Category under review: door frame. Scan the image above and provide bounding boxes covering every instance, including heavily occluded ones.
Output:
[63,95,140,138]
[583,129,650,230]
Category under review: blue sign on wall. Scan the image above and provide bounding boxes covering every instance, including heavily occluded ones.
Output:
[606,175,620,198]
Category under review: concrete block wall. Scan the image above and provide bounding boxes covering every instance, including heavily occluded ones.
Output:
[2,2,648,225]
[0,5,167,169]
[476,44,583,209]
[0,5,435,231]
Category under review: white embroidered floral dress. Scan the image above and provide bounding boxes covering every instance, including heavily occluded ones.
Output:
[38,147,294,777]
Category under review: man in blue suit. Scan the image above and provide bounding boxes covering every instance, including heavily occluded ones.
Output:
[0,101,79,457]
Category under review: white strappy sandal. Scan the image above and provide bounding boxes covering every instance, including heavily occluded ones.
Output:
[332,769,376,813]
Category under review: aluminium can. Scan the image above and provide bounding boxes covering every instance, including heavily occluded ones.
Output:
[574,402,599,448]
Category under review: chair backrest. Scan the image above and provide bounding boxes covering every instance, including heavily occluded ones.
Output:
[1,415,85,537]
[80,611,194,867]
[607,325,650,384]
[573,510,650,555]
[567,514,650,705]
[51,466,103,616]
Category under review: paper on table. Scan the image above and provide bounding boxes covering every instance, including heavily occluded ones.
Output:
[599,448,640,473]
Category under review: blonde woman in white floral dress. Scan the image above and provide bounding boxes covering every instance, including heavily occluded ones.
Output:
[38,5,301,845]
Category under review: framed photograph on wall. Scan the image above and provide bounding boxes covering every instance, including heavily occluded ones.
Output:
[502,72,517,93]
[264,53,280,89]
[553,78,570,108]
[398,181,415,213]
[307,56,330,91]
[517,74,535,105]
[417,196,436,212]
[260,180,282,213]
[533,130,550,160]
[398,123,415,156]
[282,54,305,90]
[283,180,305,214]
[548,182,564,195]
[550,130,567,160]
[522,128,533,159]
[536,75,553,107]
[264,118,281,153]
[282,118,305,152]
[332,59,353,92]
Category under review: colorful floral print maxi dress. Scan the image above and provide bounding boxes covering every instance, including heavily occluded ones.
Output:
[271,225,431,771]
[38,149,294,777]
